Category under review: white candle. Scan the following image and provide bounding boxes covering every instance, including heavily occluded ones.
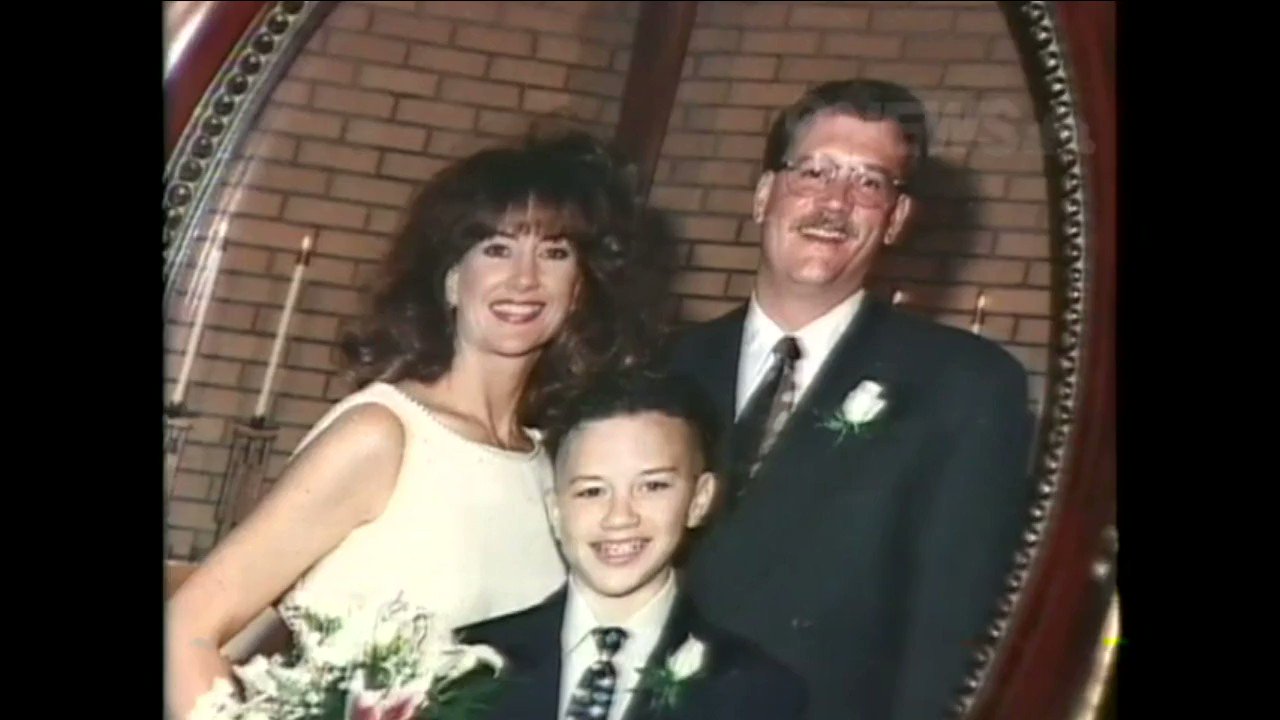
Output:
[892,289,905,305]
[971,291,987,334]
[254,234,313,419]
[186,230,218,313]
[172,238,224,407]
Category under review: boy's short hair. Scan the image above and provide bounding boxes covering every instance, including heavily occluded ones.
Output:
[546,369,720,474]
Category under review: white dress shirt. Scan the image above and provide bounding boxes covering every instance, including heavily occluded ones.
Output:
[558,572,679,720]
[735,290,866,418]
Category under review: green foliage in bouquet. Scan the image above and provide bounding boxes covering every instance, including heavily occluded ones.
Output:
[188,593,507,720]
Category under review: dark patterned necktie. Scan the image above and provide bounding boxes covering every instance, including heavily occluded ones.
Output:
[566,626,629,720]
[732,336,803,491]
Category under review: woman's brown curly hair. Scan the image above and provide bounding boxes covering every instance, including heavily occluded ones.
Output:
[339,130,676,428]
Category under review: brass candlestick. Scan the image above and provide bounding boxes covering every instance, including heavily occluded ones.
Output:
[213,415,278,542]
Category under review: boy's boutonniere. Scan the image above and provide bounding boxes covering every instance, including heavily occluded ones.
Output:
[821,380,888,443]
[636,634,706,713]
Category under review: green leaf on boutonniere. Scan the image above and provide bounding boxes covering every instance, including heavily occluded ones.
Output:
[636,634,707,714]
[637,665,684,712]
[819,413,876,444]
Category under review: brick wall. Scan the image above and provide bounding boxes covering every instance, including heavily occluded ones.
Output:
[164,1,1053,560]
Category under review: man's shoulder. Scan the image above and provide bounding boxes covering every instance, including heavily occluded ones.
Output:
[669,305,747,349]
[877,304,1026,386]
[660,305,747,376]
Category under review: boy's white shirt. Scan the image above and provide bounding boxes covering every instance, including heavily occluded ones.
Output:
[558,570,679,720]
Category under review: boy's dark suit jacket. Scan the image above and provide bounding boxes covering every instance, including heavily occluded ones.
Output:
[664,298,1036,720]
[456,586,807,720]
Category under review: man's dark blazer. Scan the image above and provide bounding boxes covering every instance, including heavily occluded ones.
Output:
[663,297,1036,720]
[456,586,808,720]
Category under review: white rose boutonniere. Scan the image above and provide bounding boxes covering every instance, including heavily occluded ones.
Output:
[666,636,706,680]
[636,635,707,713]
[821,380,888,443]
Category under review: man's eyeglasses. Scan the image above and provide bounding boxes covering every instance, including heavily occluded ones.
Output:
[779,157,907,208]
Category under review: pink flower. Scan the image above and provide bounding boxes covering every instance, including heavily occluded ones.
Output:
[346,688,426,720]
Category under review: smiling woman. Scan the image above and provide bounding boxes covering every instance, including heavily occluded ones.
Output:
[338,131,665,432]
[444,212,582,373]
[163,130,677,720]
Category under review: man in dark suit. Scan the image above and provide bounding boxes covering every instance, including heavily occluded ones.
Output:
[664,79,1036,720]
[458,372,806,720]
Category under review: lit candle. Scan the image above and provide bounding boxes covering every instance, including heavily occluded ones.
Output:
[171,237,224,407]
[892,289,905,305]
[971,291,987,334]
[253,233,313,419]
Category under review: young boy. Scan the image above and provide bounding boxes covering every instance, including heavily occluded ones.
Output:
[457,372,807,720]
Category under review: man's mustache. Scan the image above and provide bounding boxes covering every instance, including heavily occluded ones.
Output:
[792,212,857,237]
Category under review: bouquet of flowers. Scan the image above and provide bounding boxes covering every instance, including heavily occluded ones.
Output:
[189,592,505,720]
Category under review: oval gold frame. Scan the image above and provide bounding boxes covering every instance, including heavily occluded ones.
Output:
[162,3,1116,717]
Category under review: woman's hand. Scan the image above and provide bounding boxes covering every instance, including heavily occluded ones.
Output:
[165,404,405,719]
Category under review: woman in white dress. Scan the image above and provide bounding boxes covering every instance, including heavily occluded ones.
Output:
[165,132,668,719]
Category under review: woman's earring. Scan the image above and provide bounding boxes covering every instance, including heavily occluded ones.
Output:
[444,272,459,309]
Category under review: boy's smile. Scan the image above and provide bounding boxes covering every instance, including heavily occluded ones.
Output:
[550,412,715,622]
